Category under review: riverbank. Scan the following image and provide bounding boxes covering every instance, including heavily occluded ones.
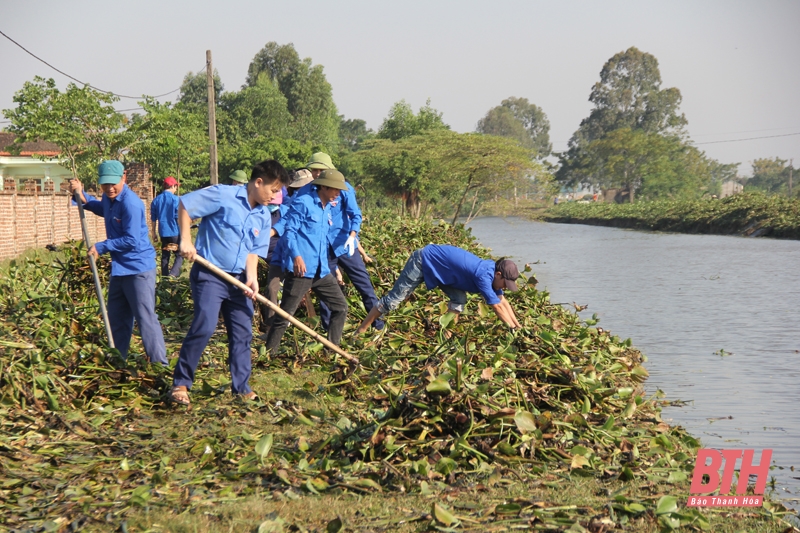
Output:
[532,192,800,239]
[0,213,793,532]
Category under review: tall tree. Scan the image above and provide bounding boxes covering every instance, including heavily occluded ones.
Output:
[338,116,374,152]
[747,157,794,195]
[127,98,208,189]
[2,76,128,182]
[377,99,449,141]
[218,74,292,144]
[245,42,339,148]
[178,69,223,110]
[477,97,551,156]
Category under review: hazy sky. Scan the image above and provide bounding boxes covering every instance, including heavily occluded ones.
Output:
[2,1,799,174]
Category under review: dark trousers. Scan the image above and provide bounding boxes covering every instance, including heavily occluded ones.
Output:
[160,235,183,277]
[259,263,285,332]
[264,272,348,353]
[107,268,167,364]
[321,250,384,330]
[173,264,254,394]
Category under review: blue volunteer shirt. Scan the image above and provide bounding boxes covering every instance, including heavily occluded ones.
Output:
[281,187,334,279]
[269,195,294,266]
[150,190,180,238]
[295,181,362,257]
[83,184,156,276]
[420,244,502,305]
[180,185,271,274]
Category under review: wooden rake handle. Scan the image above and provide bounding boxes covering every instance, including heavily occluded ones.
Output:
[192,255,359,365]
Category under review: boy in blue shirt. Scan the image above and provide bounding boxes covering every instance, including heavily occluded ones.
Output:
[69,160,168,365]
[170,160,289,406]
[263,169,349,354]
[150,176,182,277]
[356,244,522,333]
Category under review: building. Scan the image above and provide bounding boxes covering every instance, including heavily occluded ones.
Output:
[720,180,744,198]
[0,133,72,192]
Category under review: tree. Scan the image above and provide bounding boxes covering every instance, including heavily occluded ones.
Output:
[245,42,339,148]
[477,97,551,156]
[127,98,208,190]
[377,99,449,141]
[2,76,128,182]
[747,158,793,195]
[218,74,292,144]
[178,69,223,110]
[338,116,374,152]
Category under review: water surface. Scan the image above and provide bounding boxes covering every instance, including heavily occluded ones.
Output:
[468,217,800,506]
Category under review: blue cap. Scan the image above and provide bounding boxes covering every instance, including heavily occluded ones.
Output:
[98,160,125,185]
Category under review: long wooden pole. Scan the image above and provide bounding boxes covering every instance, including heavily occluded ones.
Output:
[206,50,218,185]
[192,255,359,365]
[74,192,115,349]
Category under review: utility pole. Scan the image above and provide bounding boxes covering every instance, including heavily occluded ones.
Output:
[789,159,793,197]
[206,50,218,185]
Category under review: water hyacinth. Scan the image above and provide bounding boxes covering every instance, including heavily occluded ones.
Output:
[0,213,793,531]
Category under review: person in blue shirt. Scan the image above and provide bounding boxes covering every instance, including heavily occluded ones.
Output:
[170,160,289,406]
[69,160,168,365]
[356,244,523,333]
[263,169,350,354]
[301,152,385,332]
[150,175,182,277]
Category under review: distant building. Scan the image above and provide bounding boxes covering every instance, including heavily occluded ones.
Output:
[0,133,71,192]
[720,180,743,198]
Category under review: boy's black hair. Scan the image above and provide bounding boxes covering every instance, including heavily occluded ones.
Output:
[251,160,290,186]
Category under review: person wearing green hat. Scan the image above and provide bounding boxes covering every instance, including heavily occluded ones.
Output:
[263,169,350,353]
[227,170,248,186]
[298,152,385,331]
[69,160,168,365]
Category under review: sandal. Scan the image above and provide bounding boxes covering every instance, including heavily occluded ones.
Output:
[239,391,260,402]
[170,386,190,406]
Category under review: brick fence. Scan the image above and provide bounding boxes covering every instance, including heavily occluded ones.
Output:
[0,162,153,261]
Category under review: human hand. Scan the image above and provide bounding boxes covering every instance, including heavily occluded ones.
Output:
[335,267,344,285]
[344,235,357,257]
[179,241,197,261]
[293,256,306,277]
[88,244,99,261]
[68,179,83,195]
[243,277,259,301]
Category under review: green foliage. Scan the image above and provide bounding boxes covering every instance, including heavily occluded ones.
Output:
[2,76,129,182]
[338,115,374,153]
[747,157,796,196]
[477,96,552,157]
[218,137,315,179]
[245,42,339,148]
[127,98,208,189]
[178,69,223,110]
[543,191,800,239]
[376,99,449,141]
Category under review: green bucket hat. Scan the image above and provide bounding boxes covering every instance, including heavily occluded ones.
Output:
[314,169,348,190]
[229,170,248,184]
[306,152,336,170]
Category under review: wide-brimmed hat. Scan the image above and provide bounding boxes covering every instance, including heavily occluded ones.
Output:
[313,169,348,190]
[229,170,248,184]
[98,160,124,185]
[495,259,520,291]
[305,152,336,170]
[288,169,314,189]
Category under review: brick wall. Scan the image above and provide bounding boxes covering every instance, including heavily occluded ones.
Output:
[0,163,153,261]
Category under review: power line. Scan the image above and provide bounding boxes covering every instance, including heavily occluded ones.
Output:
[0,28,184,100]
[693,132,800,145]
[691,126,799,138]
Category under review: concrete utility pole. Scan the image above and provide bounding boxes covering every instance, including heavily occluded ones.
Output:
[206,50,218,185]
[789,159,793,197]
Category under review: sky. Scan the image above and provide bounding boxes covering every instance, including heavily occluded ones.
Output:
[1,0,799,175]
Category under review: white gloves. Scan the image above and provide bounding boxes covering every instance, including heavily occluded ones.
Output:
[344,235,357,256]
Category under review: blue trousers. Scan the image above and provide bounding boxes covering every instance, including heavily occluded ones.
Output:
[321,249,385,330]
[107,268,167,364]
[173,264,254,394]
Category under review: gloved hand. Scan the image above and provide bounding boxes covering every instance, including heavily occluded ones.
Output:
[344,235,357,256]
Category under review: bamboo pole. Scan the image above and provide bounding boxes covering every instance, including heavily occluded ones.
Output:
[192,255,358,365]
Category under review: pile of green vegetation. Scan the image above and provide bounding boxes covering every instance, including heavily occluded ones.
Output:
[541,192,800,239]
[0,213,793,532]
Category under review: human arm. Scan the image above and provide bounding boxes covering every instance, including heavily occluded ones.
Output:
[243,253,259,300]
[358,240,373,263]
[491,295,522,329]
[177,201,197,261]
[94,194,142,256]
[283,199,308,277]
[69,179,103,216]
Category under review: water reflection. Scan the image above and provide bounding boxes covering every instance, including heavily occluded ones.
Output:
[468,217,800,507]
